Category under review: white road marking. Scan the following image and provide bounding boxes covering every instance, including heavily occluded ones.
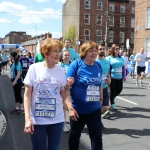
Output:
[116,96,138,105]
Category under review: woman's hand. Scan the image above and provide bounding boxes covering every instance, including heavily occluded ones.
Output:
[106,78,111,85]
[24,119,34,134]
[68,107,79,121]
[66,77,74,86]
[12,82,16,86]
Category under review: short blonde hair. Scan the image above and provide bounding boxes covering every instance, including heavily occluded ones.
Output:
[40,38,63,58]
[80,41,98,59]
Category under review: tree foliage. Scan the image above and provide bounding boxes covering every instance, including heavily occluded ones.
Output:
[64,25,75,47]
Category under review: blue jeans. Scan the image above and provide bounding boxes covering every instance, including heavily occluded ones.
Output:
[31,122,63,150]
[68,108,103,150]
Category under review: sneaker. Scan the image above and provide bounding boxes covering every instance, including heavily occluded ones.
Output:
[101,122,104,129]
[63,124,69,133]
[148,84,150,89]
[136,82,138,86]
[17,109,24,115]
[102,110,110,118]
[11,108,18,114]
[140,81,143,87]
[110,104,117,111]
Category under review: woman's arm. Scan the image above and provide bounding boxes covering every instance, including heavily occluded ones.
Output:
[100,86,103,106]
[12,70,21,86]
[24,84,34,134]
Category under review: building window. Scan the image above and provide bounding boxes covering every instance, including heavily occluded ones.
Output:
[131,6,135,14]
[131,32,134,44]
[108,31,114,43]
[84,29,90,41]
[84,0,90,9]
[131,18,135,28]
[97,2,102,10]
[146,7,150,28]
[120,5,125,13]
[96,15,102,26]
[119,32,125,43]
[109,16,114,26]
[84,14,90,25]
[96,30,102,42]
[146,38,150,57]
[120,17,125,27]
[109,4,115,11]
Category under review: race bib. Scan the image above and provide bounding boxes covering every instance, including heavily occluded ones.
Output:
[115,68,122,75]
[23,63,27,68]
[35,98,56,118]
[86,85,100,102]
[102,74,107,84]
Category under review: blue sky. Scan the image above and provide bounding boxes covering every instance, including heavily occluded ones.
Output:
[0,0,66,38]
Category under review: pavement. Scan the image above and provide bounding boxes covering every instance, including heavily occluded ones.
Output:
[0,68,150,150]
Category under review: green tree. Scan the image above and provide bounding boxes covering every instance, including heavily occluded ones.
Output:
[64,25,75,48]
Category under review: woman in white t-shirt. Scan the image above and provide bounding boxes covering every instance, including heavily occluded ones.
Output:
[24,38,74,150]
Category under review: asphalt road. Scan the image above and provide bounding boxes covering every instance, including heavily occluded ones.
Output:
[0,69,150,150]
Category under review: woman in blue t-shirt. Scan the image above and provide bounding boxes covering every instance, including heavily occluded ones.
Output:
[10,51,24,115]
[107,44,126,111]
[59,50,71,133]
[66,41,103,150]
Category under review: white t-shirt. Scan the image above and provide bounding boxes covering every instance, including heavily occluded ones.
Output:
[135,53,146,67]
[122,55,128,69]
[24,62,66,125]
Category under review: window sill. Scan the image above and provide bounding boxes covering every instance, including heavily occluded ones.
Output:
[145,28,150,30]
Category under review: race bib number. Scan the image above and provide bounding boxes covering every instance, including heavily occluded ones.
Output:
[102,74,107,84]
[23,63,27,68]
[115,68,122,75]
[86,85,100,102]
[35,98,56,118]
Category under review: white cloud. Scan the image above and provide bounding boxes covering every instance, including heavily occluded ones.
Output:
[51,32,62,38]
[0,1,27,12]
[35,0,49,2]
[0,18,10,23]
[0,2,62,24]
[56,0,66,3]
[19,17,43,24]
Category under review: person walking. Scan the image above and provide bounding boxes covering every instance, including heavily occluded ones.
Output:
[134,48,147,86]
[62,38,79,62]
[107,44,126,111]
[59,50,71,133]
[23,38,74,150]
[66,41,103,150]
[122,51,128,76]
[129,50,136,78]
[10,50,24,115]
[96,43,111,124]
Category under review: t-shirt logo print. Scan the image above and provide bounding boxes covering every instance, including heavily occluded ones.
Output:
[38,77,46,82]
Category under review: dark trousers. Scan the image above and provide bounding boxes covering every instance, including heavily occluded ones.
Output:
[110,79,123,105]
[22,70,28,81]
[68,108,103,150]
[13,84,23,104]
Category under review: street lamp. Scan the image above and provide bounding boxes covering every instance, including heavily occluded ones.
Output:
[34,26,37,37]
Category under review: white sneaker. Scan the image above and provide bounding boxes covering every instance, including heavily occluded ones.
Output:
[139,80,143,87]
[63,124,69,133]
[136,82,138,86]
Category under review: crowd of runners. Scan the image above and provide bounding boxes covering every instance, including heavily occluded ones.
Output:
[0,38,149,150]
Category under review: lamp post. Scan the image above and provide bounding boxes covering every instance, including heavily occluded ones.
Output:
[105,0,109,51]
[34,26,37,37]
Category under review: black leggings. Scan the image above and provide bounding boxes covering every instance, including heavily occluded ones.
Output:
[110,79,123,105]
[13,84,23,104]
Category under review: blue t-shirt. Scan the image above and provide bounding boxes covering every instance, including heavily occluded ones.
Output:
[107,56,124,79]
[62,48,79,62]
[11,62,23,83]
[66,58,102,114]
[20,57,30,71]
[1,54,7,62]
[130,54,136,65]
[96,58,110,89]
[58,62,71,74]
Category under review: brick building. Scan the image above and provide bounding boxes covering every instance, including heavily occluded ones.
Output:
[62,0,135,51]
[134,0,150,57]
[21,32,52,53]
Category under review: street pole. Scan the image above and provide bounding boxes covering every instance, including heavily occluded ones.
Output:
[105,0,108,51]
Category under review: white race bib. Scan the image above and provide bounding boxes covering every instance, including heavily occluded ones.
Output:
[35,98,56,118]
[86,85,100,102]
[102,74,107,84]
[23,63,27,68]
[115,68,122,75]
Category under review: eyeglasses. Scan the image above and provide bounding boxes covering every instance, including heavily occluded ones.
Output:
[98,48,105,50]
[50,50,62,53]
[115,48,119,50]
